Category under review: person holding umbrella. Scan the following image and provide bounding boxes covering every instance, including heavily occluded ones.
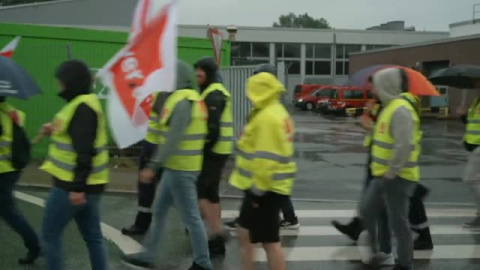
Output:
[0,56,41,264]
[430,65,480,228]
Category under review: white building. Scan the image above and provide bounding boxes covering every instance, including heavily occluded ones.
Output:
[0,0,449,100]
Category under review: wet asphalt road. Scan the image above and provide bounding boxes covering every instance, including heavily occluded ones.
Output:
[221,111,472,205]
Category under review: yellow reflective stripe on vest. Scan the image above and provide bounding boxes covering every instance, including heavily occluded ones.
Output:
[200,83,233,155]
[371,98,421,182]
[0,104,24,173]
[160,89,207,171]
[46,156,108,174]
[255,151,293,164]
[371,156,418,168]
[41,94,109,185]
[52,140,108,153]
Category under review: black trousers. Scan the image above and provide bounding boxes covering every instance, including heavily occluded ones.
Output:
[134,141,162,230]
[0,171,40,252]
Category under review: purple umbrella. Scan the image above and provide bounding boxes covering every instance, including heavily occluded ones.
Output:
[348,64,396,87]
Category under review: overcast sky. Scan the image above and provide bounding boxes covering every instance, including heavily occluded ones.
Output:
[168,0,477,31]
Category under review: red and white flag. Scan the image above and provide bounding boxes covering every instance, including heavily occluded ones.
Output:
[0,36,21,58]
[97,0,177,148]
[208,28,224,66]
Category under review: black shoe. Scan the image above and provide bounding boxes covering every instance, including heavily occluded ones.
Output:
[331,217,363,242]
[393,264,411,270]
[122,254,154,269]
[414,238,434,250]
[279,217,300,230]
[224,217,239,231]
[208,236,226,256]
[189,262,210,270]
[122,225,148,236]
[18,249,41,265]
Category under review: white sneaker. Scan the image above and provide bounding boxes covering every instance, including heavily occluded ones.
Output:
[368,252,395,267]
[279,218,300,230]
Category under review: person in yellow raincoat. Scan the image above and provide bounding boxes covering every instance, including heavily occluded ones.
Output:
[229,71,296,270]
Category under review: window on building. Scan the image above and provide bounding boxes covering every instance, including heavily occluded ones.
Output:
[336,45,345,59]
[314,61,331,75]
[286,60,301,75]
[231,42,251,58]
[336,61,350,75]
[344,45,362,58]
[276,43,283,58]
[306,60,314,75]
[252,42,269,57]
[283,43,301,58]
[306,44,314,58]
[365,45,393,51]
[315,44,331,59]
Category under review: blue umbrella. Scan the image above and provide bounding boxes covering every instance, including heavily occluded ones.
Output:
[0,56,41,100]
[349,64,395,87]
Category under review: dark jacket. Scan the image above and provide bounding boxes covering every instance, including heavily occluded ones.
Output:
[53,60,103,193]
[194,57,227,158]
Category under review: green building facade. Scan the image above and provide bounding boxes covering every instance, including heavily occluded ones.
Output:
[0,23,230,157]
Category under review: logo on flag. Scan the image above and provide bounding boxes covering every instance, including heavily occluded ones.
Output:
[0,36,21,58]
[208,27,224,66]
[97,0,178,148]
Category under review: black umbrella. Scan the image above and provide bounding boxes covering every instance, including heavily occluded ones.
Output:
[429,65,480,89]
[0,56,41,99]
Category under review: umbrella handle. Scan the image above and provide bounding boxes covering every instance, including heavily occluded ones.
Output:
[31,133,45,145]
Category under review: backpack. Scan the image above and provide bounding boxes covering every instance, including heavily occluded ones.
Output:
[11,119,31,170]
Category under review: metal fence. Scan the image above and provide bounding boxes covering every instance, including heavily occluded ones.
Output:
[219,65,257,138]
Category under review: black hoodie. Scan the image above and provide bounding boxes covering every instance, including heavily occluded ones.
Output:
[54,60,103,193]
[194,57,227,157]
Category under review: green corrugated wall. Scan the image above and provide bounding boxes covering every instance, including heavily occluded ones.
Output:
[0,23,230,158]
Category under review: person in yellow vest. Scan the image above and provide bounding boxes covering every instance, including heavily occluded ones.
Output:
[361,68,422,270]
[230,71,296,270]
[0,96,41,265]
[122,91,170,236]
[193,57,233,255]
[461,96,480,228]
[122,60,212,270]
[40,60,109,270]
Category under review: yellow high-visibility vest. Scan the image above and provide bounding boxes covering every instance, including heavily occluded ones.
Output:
[363,103,382,147]
[465,97,480,145]
[145,92,166,145]
[41,94,109,185]
[0,103,26,173]
[160,89,207,171]
[371,98,422,182]
[200,83,233,155]
[229,101,297,195]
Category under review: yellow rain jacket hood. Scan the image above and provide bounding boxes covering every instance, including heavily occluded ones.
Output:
[246,72,286,109]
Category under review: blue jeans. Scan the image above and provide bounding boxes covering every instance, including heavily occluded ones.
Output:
[41,188,107,270]
[0,171,40,252]
[137,169,212,269]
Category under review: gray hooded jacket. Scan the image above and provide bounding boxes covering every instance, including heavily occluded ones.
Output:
[148,60,196,170]
[373,68,415,179]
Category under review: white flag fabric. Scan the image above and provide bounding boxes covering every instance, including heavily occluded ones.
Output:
[97,0,178,148]
[208,28,224,66]
[0,36,21,58]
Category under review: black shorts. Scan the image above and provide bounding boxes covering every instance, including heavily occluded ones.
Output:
[238,192,283,244]
[197,155,228,203]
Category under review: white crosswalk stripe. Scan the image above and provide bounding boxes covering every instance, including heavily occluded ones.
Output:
[222,207,480,263]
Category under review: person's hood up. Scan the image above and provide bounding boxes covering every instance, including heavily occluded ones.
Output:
[175,60,196,91]
[55,60,92,102]
[254,64,277,77]
[194,57,218,91]
[246,72,286,108]
[372,68,403,105]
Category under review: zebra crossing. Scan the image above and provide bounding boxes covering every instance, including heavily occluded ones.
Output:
[222,207,480,266]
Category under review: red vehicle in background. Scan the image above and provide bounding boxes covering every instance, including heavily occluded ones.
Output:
[295,86,334,111]
[316,86,373,115]
[293,84,323,107]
